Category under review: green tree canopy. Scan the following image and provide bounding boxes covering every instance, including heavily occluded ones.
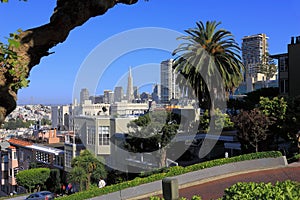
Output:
[68,166,87,192]
[70,150,107,190]
[257,53,278,87]
[125,111,179,167]
[199,108,234,131]
[16,168,50,193]
[172,21,244,115]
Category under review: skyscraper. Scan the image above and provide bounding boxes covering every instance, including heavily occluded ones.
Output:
[152,83,160,103]
[80,88,89,104]
[114,86,124,103]
[160,59,180,104]
[126,67,134,103]
[133,86,139,99]
[104,90,114,104]
[242,33,269,81]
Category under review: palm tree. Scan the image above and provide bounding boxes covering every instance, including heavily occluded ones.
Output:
[172,21,244,123]
[68,166,87,191]
[71,150,105,190]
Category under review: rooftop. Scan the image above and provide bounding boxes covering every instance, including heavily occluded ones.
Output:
[8,138,33,147]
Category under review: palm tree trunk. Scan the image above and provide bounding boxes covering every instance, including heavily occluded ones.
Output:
[86,174,91,190]
[210,98,215,133]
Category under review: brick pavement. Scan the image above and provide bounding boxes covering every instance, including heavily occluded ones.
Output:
[138,163,300,200]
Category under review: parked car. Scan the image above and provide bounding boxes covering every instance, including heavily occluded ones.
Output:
[25,191,55,200]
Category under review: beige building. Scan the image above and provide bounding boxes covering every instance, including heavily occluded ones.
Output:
[74,116,111,157]
[80,100,110,116]
[110,101,148,116]
[71,115,138,172]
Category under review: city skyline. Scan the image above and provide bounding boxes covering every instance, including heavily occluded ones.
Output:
[0,0,299,104]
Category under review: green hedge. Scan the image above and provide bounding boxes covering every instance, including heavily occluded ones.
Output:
[221,180,300,200]
[149,180,300,200]
[58,151,282,200]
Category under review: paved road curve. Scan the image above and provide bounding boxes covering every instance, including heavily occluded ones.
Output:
[139,163,300,200]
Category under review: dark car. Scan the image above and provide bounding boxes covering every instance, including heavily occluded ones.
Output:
[25,191,55,200]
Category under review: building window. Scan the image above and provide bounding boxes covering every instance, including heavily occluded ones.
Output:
[54,155,63,167]
[65,150,72,168]
[35,151,50,164]
[98,126,110,145]
[87,126,95,145]
[13,152,17,160]
[279,57,288,72]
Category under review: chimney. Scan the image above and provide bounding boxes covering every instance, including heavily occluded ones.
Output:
[291,36,295,44]
[296,36,300,44]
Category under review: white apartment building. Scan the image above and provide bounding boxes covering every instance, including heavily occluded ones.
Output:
[241,33,277,92]
[160,59,180,103]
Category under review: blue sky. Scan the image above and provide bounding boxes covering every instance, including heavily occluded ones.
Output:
[1,0,299,105]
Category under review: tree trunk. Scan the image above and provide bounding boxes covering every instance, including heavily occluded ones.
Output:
[159,148,167,168]
[0,0,138,125]
[210,97,215,133]
[86,173,91,190]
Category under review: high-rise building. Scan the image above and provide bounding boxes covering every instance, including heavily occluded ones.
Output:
[114,86,124,103]
[80,88,90,104]
[160,59,180,103]
[242,34,269,83]
[104,90,114,104]
[133,86,139,99]
[126,67,134,103]
[152,84,160,103]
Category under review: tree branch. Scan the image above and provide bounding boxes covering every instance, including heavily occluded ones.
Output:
[0,0,138,124]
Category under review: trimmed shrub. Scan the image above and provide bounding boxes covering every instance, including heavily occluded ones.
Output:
[222,180,300,200]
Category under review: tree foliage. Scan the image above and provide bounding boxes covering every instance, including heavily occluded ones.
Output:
[257,53,278,86]
[199,108,234,131]
[259,96,287,130]
[68,166,87,192]
[228,87,279,111]
[233,108,273,152]
[16,168,50,193]
[172,21,244,112]
[45,169,61,194]
[0,0,139,125]
[2,118,34,129]
[69,150,107,190]
[125,111,179,167]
